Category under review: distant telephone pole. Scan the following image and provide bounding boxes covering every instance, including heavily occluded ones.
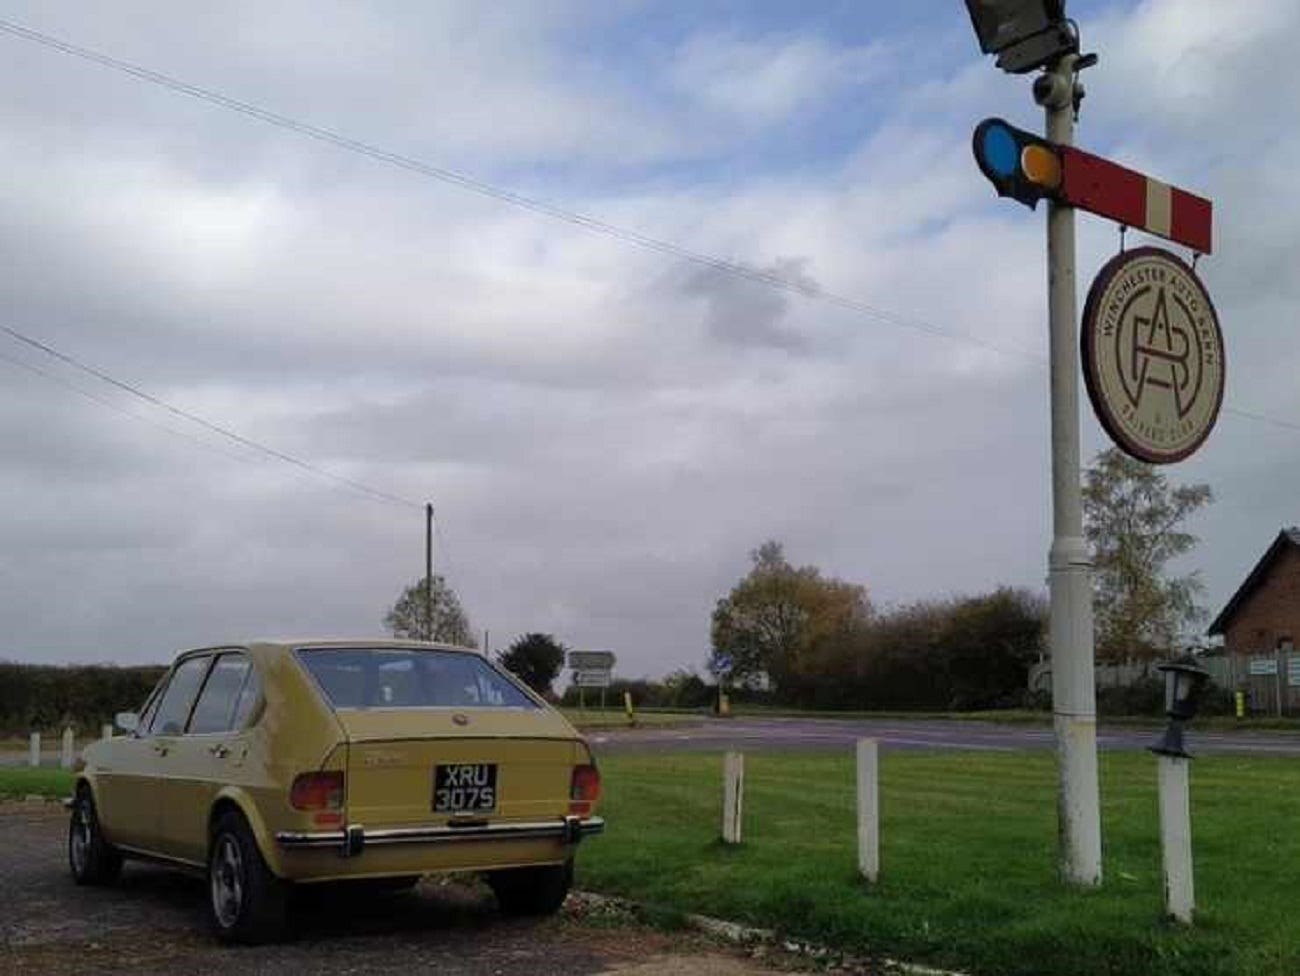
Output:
[424,503,434,642]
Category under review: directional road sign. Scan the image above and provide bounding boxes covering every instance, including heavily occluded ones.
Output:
[568,650,616,671]
[572,669,613,689]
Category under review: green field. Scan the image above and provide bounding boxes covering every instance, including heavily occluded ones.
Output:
[0,767,74,799]
[578,750,1300,976]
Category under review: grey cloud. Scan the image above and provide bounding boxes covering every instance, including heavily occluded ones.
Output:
[682,258,819,352]
[0,0,1297,682]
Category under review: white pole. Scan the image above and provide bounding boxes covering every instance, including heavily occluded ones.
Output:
[1158,755,1194,924]
[1041,53,1103,887]
[722,751,744,844]
[29,731,40,768]
[856,738,880,882]
[102,724,113,741]
[60,727,75,769]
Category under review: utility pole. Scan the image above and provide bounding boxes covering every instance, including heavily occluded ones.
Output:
[424,503,434,642]
[1038,53,1102,887]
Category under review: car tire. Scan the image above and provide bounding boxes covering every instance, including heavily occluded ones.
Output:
[68,786,123,886]
[487,859,573,916]
[207,810,289,944]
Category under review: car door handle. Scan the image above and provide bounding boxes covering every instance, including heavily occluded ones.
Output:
[152,743,169,756]
[209,744,230,758]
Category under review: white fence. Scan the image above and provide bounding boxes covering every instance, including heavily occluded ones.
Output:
[17,726,110,768]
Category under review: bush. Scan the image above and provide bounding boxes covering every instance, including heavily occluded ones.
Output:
[0,661,165,734]
[1097,677,1165,716]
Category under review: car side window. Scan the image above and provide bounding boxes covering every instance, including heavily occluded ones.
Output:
[148,656,212,736]
[188,653,253,735]
[135,673,169,736]
[229,662,263,731]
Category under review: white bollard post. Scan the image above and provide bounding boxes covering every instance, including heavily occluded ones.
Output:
[102,724,114,741]
[857,738,880,882]
[61,727,75,769]
[722,751,745,844]
[1158,755,1194,924]
[29,732,40,768]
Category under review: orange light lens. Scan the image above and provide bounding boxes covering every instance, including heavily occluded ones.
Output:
[569,764,601,816]
[290,771,345,811]
[1021,145,1062,189]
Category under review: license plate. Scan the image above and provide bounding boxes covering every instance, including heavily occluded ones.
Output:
[433,763,498,813]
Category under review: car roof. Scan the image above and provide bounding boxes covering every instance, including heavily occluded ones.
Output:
[248,638,482,654]
[170,639,484,662]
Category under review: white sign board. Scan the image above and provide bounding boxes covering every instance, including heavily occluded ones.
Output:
[1288,657,1300,687]
[1249,657,1278,676]
[568,650,616,670]
[1081,248,1224,465]
[572,669,612,688]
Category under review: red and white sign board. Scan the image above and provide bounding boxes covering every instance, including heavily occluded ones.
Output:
[1061,147,1213,254]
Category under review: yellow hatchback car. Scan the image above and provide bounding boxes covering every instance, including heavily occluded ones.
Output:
[68,639,604,943]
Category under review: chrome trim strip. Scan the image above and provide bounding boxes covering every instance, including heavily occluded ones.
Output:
[115,843,206,871]
[276,816,605,850]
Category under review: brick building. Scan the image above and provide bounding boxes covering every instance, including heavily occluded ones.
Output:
[1207,528,1300,714]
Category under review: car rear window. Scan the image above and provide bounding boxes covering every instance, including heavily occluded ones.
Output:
[297,648,539,711]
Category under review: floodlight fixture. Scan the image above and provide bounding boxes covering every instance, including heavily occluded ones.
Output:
[963,0,1078,74]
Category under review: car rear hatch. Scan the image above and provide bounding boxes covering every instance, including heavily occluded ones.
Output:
[336,708,585,827]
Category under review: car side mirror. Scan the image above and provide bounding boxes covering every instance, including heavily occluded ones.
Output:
[115,711,140,734]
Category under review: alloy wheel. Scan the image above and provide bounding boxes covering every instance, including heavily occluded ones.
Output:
[210,834,245,929]
[69,800,91,875]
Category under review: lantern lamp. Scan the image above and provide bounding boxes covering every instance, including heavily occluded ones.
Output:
[1150,658,1212,758]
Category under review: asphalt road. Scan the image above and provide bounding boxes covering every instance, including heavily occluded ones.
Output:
[0,803,791,976]
[588,716,1300,757]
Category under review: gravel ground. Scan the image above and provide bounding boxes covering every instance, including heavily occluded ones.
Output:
[0,803,801,976]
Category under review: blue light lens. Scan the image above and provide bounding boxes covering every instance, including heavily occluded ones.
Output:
[981,124,1018,178]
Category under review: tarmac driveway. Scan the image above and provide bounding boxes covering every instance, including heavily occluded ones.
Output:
[0,802,796,976]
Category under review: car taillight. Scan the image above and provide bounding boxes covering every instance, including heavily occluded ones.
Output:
[290,771,344,811]
[570,764,601,816]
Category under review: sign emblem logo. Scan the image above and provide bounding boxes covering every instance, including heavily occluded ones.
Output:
[1082,247,1224,464]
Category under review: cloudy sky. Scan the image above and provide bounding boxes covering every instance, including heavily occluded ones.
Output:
[2,0,1297,676]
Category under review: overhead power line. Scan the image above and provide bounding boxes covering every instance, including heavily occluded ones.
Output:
[1221,405,1300,434]
[2,18,1299,441]
[0,16,1039,363]
[0,346,270,468]
[0,325,420,510]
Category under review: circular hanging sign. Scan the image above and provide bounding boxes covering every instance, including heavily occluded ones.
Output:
[1081,246,1225,464]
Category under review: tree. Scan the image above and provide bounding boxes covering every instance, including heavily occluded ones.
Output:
[384,575,475,647]
[709,541,871,696]
[934,587,1046,709]
[1082,448,1214,661]
[497,633,566,696]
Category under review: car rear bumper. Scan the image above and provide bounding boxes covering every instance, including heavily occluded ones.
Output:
[275,815,605,856]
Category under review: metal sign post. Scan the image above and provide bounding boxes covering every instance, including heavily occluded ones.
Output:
[1039,53,1103,887]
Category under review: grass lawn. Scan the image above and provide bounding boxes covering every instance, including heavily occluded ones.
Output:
[0,767,74,799]
[578,749,1300,976]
